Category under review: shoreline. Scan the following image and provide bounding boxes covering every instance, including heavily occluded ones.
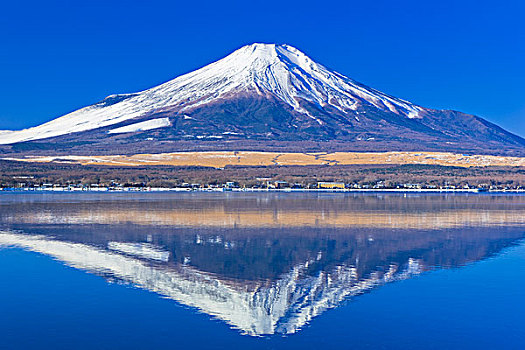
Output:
[1,187,523,194]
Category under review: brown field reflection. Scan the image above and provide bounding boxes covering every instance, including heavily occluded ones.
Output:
[1,193,524,229]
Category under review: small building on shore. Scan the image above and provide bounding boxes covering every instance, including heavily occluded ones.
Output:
[317,182,345,189]
[274,181,289,189]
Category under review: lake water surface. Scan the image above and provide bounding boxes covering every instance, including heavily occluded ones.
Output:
[1,192,524,349]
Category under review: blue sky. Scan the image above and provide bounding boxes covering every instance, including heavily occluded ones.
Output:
[1,0,524,137]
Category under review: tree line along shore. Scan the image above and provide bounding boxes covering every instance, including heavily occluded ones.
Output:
[1,160,523,191]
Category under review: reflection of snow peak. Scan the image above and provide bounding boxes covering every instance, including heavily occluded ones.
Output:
[107,242,170,262]
[0,231,422,336]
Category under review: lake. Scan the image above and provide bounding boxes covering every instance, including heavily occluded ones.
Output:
[0,192,524,349]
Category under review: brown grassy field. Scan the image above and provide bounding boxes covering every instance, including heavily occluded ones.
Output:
[5,151,525,168]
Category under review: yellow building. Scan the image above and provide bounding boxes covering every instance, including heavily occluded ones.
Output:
[317,182,345,189]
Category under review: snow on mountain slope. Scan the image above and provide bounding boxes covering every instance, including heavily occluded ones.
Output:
[108,117,171,134]
[0,43,423,145]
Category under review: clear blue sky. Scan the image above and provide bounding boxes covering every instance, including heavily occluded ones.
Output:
[1,0,524,137]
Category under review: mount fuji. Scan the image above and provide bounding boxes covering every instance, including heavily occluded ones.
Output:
[1,43,524,156]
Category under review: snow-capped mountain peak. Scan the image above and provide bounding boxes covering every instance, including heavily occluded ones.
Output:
[0,43,422,145]
[153,42,422,118]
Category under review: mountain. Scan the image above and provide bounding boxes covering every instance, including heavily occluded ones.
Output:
[1,43,524,156]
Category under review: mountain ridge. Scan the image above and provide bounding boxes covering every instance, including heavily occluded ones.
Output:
[1,43,524,156]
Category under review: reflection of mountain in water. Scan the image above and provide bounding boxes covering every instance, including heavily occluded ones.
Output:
[1,224,523,336]
[1,194,524,335]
